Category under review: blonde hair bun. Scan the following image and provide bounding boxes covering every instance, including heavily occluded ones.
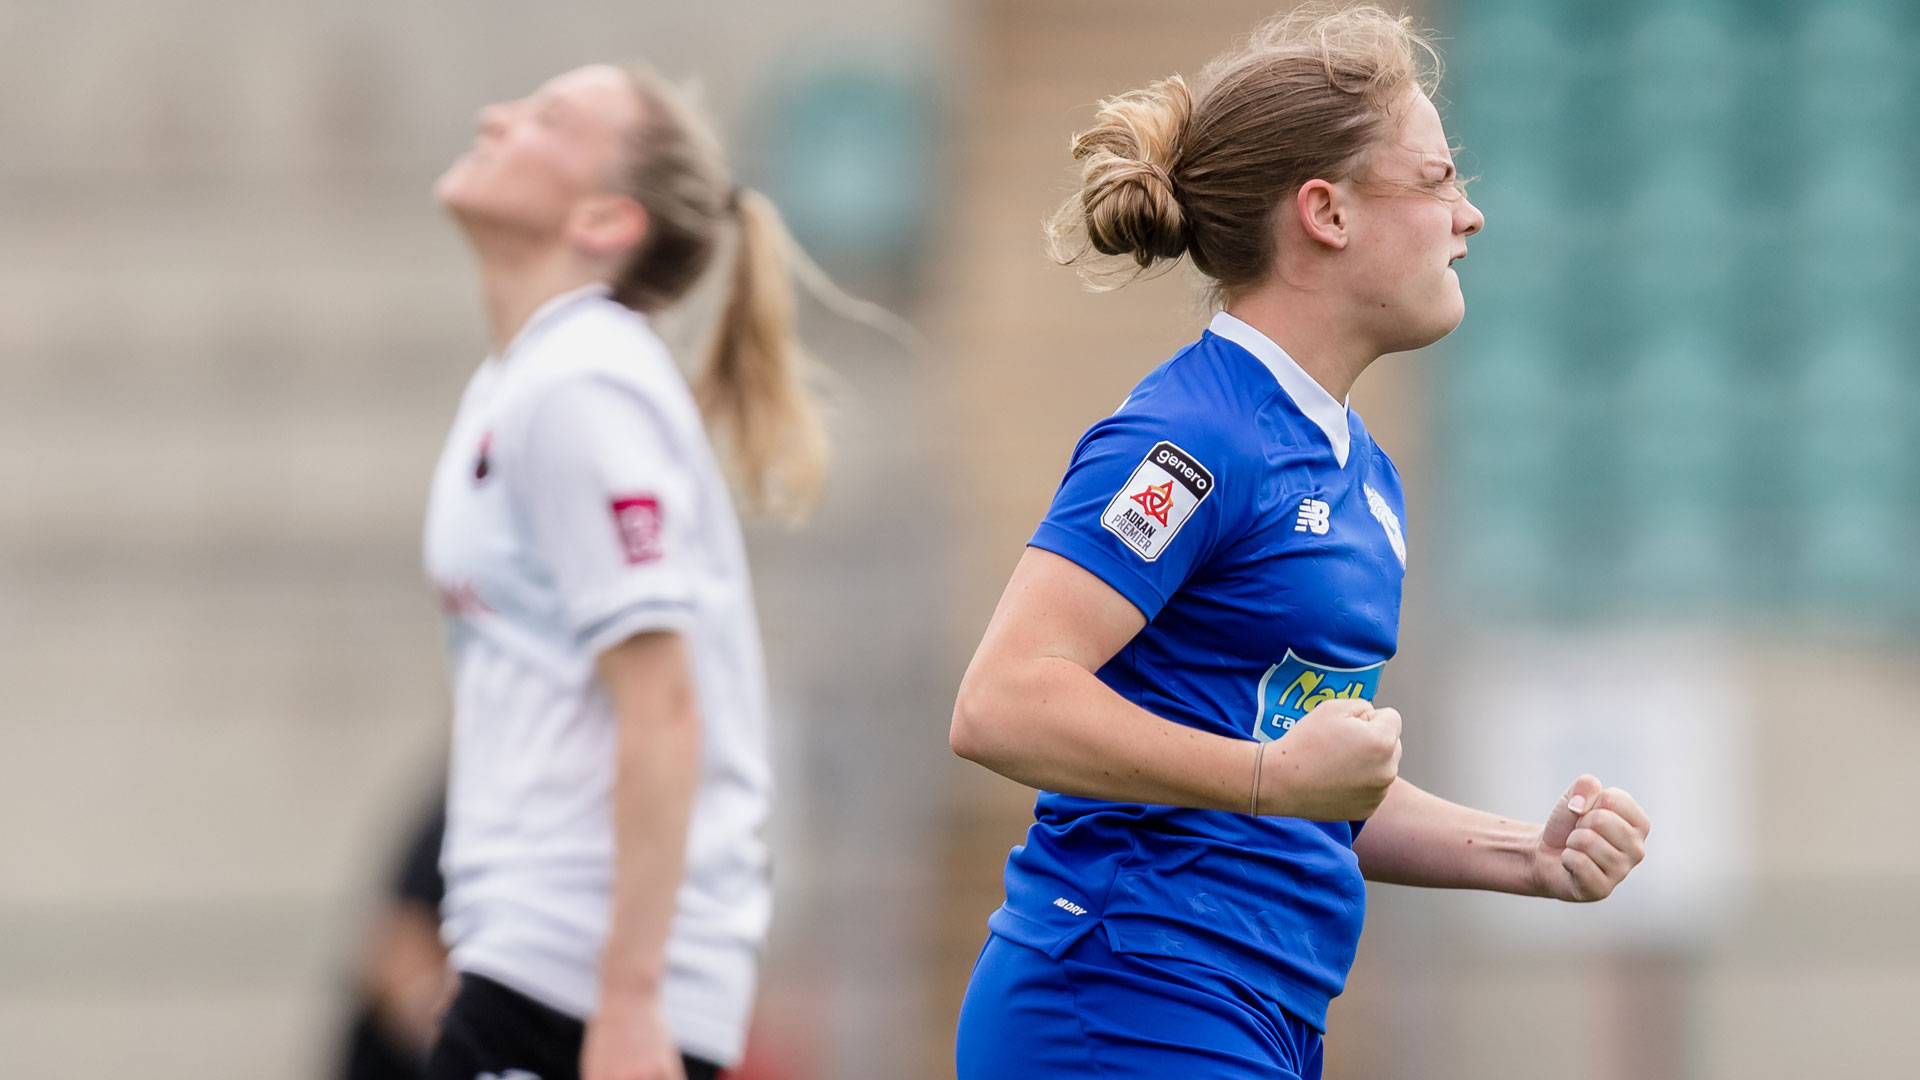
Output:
[1067,76,1195,268]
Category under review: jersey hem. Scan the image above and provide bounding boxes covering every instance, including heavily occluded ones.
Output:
[1098,921,1337,1032]
[452,937,756,1067]
[986,903,1103,960]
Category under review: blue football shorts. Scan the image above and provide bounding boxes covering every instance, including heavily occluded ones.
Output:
[955,929,1323,1079]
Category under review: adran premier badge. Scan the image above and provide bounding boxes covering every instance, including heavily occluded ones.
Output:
[1100,441,1215,561]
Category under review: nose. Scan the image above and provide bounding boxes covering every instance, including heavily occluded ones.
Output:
[476,102,510,137]
[1458,194,1484,237]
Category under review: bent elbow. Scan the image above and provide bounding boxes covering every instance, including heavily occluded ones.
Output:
[948,686,985,763]
[949,674,1005,765]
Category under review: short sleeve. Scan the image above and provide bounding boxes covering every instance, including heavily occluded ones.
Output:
[501,376,702,656]
[1029,412,1235,621]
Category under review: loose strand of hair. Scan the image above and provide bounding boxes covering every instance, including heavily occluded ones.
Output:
[775,221,932,361]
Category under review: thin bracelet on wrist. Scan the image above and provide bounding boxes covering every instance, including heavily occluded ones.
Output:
[1249,740,1266,816]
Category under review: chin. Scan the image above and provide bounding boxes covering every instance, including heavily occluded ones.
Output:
[433,167,468,211]
[433,152,493,212]
[1381,306,1465,355]
[1418,290,1467,347]
[435,180,512,233]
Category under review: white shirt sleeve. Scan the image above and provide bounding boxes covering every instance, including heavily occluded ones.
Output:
[501,374,703,657]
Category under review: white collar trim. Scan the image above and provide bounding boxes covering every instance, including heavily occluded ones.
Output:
[1208,310,1351,466]
[500,282,615,361]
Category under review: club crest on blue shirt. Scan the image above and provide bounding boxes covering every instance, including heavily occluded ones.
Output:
[1253,650,1385,742]
[1099,441,1215,561]
[1363,482,1406,566]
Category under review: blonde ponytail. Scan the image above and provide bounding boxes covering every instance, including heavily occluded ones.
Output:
[697,188,829,521]
[611,64,830,521]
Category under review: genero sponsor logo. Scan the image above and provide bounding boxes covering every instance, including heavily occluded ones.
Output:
[1100,441,1215,561]
[1252,649,1386,742]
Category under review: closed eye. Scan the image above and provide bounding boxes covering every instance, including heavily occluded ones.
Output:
[1425,160,1472,201]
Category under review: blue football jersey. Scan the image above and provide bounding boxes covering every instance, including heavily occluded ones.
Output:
[987,312,1409,1032]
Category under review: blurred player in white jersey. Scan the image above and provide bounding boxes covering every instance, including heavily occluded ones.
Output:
[421,63,828,1080]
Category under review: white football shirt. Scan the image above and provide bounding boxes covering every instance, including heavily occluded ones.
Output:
[422,284,771,1067]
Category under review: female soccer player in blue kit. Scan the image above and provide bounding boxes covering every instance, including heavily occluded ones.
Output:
[949,5,1652,1078]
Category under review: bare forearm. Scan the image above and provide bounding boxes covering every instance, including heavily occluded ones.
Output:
[952,656,1255,813]
[597,638,703,997]
[1352,778,1542,895]
[603,710,699,993]
[363,903,451,1052]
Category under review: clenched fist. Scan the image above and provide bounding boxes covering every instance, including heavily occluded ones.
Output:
[1529,775,1651,902]
[1254,697,1402,821]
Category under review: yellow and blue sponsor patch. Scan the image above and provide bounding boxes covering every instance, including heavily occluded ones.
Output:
[1253,650,1385,742]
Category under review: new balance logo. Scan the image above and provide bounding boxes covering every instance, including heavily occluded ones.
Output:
[1052,896,1088,916]
[1295,499,1331,535]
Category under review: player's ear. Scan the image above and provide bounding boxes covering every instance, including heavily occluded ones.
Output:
[571,194,649,258]
[1295,179,1349,251]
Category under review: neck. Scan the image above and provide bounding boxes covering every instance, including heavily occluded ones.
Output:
[465,229,611,354]
[1224,282,1379,402]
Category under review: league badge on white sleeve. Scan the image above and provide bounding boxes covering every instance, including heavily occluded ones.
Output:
[610,494,665,565]
[1101,441,1215,561]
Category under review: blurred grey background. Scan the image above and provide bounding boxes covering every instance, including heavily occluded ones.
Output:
[0,2,1914,1078]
